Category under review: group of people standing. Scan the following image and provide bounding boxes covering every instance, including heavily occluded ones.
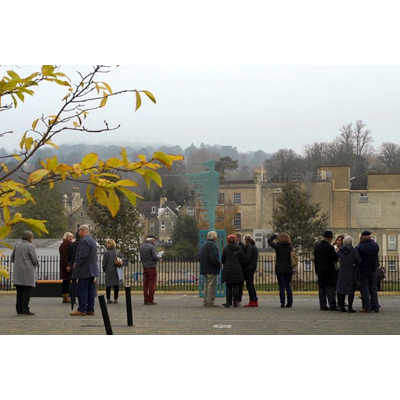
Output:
[315,230,380,313]
[59,227,123,312]
[200,231,259,308]
[11,225,381,316]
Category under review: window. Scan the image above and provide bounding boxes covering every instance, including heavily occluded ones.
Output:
[233,193,241,205]
[218,193,225,205]
[388,236,397,251]
[150,222,155,230]
[151,206,156,213]
[167,238,172,244]
[161,221,165,230]
[165,210,170,217]
[187,206,194,216]
[233,213,241,230]
[359,193,368,203]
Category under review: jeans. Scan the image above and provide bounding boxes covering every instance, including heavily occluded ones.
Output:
[15,285,32,314]
[78,277,95,313]
[203,274,217,305]
[143,268,157,303]
[359,270,379,311]
[276,273,293,305]
[244,272,258,301]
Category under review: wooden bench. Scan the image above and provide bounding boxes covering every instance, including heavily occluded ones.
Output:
[31,280,63,297]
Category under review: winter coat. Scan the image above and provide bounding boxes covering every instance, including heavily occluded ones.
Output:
[314,239,339,287]
[59,239,72,280]
[241,244,258,274]
[355,238,379,273]
[12,239,39,287]
[221,243,244,284]
[199,239,221,275]
[336,244,361,295]
[268,234,292,276]
[75,234,99,279]
[139,241,160,268]
[102,248,122,286]
[68,238,81,280]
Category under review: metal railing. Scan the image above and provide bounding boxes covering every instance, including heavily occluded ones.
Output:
[1,255,399,292]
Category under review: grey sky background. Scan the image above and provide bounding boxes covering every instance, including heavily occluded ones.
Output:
[3,65,400,155]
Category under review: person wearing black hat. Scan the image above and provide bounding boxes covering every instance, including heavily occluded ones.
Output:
[355,230,380,313]
[313,231,340,311]
[139,235,162,305]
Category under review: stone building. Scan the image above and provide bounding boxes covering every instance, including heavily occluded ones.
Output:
[137,197,180,245]
[216,165,400,257]
[63,187,93,234]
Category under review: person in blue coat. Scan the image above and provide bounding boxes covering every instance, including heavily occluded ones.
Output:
[70,225,99,316]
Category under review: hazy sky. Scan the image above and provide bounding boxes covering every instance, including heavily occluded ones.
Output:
[3,65,400,155]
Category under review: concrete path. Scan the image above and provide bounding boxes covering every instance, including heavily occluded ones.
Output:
[1,292,399,335]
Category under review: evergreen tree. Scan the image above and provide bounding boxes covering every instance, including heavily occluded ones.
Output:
[172,214,199,249]
[10,184,68,239]
[270,182,328,255]
[87,193,143,257]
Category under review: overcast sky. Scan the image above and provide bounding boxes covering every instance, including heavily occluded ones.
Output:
[3,1,400,159]
[3,65,400,155]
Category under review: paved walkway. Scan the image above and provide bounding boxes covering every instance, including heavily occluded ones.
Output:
[1,292,400,335]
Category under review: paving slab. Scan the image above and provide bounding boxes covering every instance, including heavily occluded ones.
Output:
[1,292,399,335]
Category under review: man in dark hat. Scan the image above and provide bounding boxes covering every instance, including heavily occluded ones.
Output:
[355,230,380,313]
[314,231,340,311]
[139,235,162,305]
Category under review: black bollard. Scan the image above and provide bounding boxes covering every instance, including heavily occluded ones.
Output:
[98,295,113,335]
[125,286,133,326]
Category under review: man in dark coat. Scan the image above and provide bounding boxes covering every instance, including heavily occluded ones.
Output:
[199,231,221,307]
[355,230,380,313]
[314,231,339,311]
[70,225,99,316]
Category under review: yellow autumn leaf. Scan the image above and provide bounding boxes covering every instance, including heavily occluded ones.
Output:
[94,187,108,206]
[0,225,11,240]
[100,92,108,108]
[3,206,10,224]
[107,190,120,218]
[32,118,39,130]
[135,91,142,111]
[28,169,49,185]
[19,218,48,236]
[142,90,157,104]
[102,81,113,94]
[115,179,138,187]
[81,153,98,169]
[106,157,124,169]
[86,185,93,205]
[41,65,55,76]
[118,187,140,207]
[0,265,10,279]
[143,169,162,188]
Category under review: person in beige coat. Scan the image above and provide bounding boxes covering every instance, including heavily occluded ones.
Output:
[11,230,39,316]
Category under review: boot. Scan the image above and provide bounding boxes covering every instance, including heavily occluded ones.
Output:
[244,300,258,307]
[62,294,71,303]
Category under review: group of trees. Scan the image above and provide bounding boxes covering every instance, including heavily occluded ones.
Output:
[266,120,400,180]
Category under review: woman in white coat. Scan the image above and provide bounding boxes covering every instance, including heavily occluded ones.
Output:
[12,230,39,316]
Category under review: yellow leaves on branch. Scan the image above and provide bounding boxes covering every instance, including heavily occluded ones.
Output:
[25,148,183,217]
